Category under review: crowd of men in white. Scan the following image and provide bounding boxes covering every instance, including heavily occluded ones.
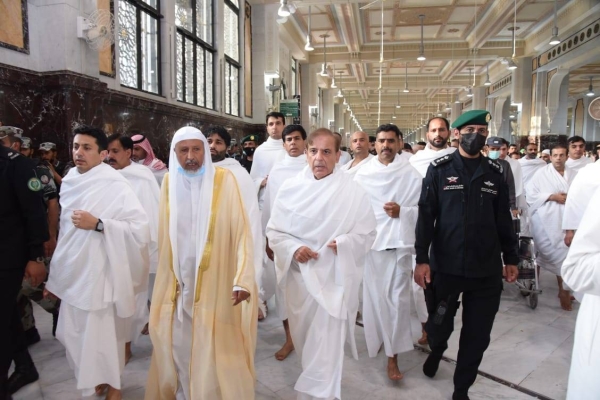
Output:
[12,111,600,400]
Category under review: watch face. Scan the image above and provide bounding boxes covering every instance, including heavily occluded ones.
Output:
[97,221,104,231]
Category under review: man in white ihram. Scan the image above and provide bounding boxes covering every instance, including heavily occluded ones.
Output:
[206,126,264,322]
[106,134,160,346]
[262,124,308,360]
[339,131,374,175]
[561,185,600,400]
[250,112,287,209]
[267,128,376,400]
[46,125,150,400]
[526,145,577,311]
[354,124,422,381]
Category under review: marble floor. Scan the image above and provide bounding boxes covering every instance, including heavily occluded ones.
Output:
[13,269,576,400]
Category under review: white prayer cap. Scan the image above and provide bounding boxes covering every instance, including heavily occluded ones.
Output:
[541,149,551,155]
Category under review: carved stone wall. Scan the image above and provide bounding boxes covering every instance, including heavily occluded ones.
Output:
[0,63,266,163]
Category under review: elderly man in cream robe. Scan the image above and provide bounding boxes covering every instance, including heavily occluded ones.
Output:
[267,128,376,400]
[526,145,577,311]
[206,126,265,321]
[146,127,257,400]
[562,185,600,400]
[46,126,150,400]
[106,133,160,348]
[562,161,600,247]
[250,112,287,209]
[340,131,374,175]
[354,124,422,381]
[262,124,308,360]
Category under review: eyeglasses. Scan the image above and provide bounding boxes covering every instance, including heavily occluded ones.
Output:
[459,127,488,135]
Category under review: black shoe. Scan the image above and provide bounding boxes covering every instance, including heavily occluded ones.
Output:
[452,392,470,400]
[52,310,59,337]
[423,354,442,378]
[7,368,38,395]
[24,328,40,347]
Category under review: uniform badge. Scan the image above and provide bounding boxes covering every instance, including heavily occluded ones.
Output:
[40,175,49,184]
[485,113,491,122]
[447,176,458,183]
[484,181,494,187]
[27,178,42,192]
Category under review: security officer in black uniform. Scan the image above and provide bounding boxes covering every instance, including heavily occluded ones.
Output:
[240,134,257,173]
[0,143,49,399]
[414,110,519,400]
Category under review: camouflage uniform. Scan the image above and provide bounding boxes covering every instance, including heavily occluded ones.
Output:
[16,160,60,339]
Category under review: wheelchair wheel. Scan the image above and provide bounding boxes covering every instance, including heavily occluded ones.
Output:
[528,281,538,309]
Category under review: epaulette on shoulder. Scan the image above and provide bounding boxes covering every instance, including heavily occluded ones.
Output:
[431,154,452,167]
[488,159,503,174]
[7,151,20,160]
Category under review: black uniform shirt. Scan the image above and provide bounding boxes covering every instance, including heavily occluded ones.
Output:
[0,147,49,268]
[415,150,519,278]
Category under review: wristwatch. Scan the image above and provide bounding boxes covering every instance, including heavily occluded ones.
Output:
[95,219,104,233]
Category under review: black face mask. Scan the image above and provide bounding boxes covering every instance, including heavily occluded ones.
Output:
[244,147,255,157]
[460,133,486,156]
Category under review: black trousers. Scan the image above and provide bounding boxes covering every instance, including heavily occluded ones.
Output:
[0,267,27,398]
[424,271,502,396]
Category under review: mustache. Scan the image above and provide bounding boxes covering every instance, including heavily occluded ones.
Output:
[185,159,199,166]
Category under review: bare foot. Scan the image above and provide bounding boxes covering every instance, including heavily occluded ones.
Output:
[417,329,428,346]
[125,342,133,365]
[558,291,573,311]
[275,341,294,361]
[105,386,122,400]
[258,302,268,321]
[141,323,149,335]
[95,383,108,396]
[387,356,404,381]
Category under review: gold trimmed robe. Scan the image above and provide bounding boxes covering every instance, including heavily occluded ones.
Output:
[146,169,257,399]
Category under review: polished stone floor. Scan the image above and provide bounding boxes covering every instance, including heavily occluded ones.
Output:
[13,269,576,400]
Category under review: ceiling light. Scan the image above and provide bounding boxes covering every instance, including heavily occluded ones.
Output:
[278,0,291,17]
[508,0,518,70]
[587,77,595,97]
[305,36,314,51]
[305,6,314,51]
[466,87,473,97]
[319,34,330,77]
[484,63,492,86]
[501,58,509,65]
[392,115,397,119]
[343,98,348,106]
[335,89,343,98]
[549,0,561,45]
[331,78,337,89]
[396,104,401,109]
[319,63,328,77]
[403,64,410,92]
[507,58,518,70]
[417,15,426,61]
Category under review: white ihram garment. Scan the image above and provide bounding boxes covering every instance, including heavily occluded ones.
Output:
[339,154,374,175]
[214,158,264,299]
[526,164,576,275]
[562,186,600,400]
[261,153,307,318]
[249,137,286,210]
[566,156,592,172]
[267,167,376,400]
[354,154,422,357]
[47,163,150,395]
[409,144,456,178]
[562,162,600,231]
[119,162,160,343]
[518,157,546,236]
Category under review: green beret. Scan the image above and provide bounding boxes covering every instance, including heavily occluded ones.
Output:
[241,135,257,144]
[451,110,492,129]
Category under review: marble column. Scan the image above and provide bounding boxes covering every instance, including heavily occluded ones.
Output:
[472,87,487,110]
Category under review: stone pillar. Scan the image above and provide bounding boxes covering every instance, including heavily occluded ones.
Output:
[451,102,463,127]
[472,87,487,110]
[531,71,549,138]
[512,57,533,136]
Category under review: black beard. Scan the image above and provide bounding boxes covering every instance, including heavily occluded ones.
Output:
[211,152,226,163]
[429,138,446,149]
